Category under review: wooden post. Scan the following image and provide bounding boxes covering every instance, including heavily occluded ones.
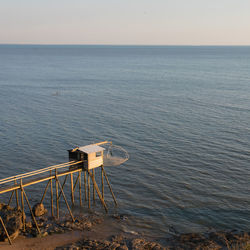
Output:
[0,216,12,245]
[8,191,14,206]
[73,174,80,192]
[14,179,19,209]
[79,171,82,206]
[84,171,87,201]
[101,166,104,199]
[55,169,59,219]
[21,187,41,234]
[92,169,95,204]
[102,166,118,206]
[50,170,54,217]
[88,171,108,213]
[88,172,90,209]
[20,179,25,232]
[70,173,74,206]
[56,177,75,222]
[58,174,68,201]
[40,180,50,204]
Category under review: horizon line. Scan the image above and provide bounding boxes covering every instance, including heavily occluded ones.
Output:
[0,43,249,47]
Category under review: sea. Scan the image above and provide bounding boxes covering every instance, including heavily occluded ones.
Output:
[0,45,249,237]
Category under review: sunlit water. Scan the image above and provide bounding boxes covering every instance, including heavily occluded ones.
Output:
[0,45,250,236]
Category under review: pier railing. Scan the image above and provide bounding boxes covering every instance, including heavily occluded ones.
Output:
[0,160,117,245]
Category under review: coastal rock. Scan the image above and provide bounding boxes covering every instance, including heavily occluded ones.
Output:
[32,203,47,217]
[0,203,23,241]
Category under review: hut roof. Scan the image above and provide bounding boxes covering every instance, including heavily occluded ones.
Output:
[78,145,105,154]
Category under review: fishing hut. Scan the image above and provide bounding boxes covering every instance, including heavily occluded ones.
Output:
[0,141,129,245]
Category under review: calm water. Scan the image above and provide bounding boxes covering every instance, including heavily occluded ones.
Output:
[0,45,250,236]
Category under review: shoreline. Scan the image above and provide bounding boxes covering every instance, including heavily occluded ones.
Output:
[0,212,249,249]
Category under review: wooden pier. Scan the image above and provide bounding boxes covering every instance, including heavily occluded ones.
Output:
[0,142,119,244]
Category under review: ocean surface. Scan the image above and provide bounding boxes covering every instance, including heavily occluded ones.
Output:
[0,45,250,237]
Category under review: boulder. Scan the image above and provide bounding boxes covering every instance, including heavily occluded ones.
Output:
[32,203,47,217]
[0,203,23,241]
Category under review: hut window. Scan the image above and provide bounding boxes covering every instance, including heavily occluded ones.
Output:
[96,152,101,157]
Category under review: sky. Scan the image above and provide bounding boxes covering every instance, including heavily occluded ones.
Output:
[0,0,249,45]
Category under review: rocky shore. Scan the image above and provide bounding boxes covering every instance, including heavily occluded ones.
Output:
[0,203,249,249]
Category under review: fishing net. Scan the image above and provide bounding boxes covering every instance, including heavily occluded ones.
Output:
[103,144,129,167]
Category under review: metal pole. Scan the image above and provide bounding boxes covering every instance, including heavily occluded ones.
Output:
[84,171,87,201]
[88,171,90,209]
[14,179,19,209]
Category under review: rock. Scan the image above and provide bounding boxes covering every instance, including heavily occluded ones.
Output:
[0,203,23,241]
[32,203,47,217]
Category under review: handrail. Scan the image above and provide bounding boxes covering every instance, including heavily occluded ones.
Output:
[0,161,83,185]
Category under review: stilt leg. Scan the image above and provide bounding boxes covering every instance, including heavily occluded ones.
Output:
[56,177,75,222]
[58,174,68,201]
[92,169,95,205]
[20,179,25,232]
[79,171,82,206]
[88,172,90,209]
[102,166,118,206]
[8,191,14,206]
[40,180,50,204]
[50,170,54,217]
[84,171,87,201]
[101,167,104,199]
[70,173,74,206]
[0,216,12,245]
[21,187,41,234]
[88,171,108,213]
[55,170,59,219]
[14,179,19,209]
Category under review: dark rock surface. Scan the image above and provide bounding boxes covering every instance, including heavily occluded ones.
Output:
[0,203,23,241]
[32,203,47,217]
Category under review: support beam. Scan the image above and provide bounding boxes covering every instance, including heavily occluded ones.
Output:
[56,177,75,222]
[55,169,59,219]
[21,186,41,234]
[88,172,90,209]
[79,171,82,206]
[88,171,108,213]
[84,171,87,201]
[0,216,12,245]
[50,170,54,218]
[70,173,74,206]
[14,179,19,209]
[8,191,14,206]
[58,174,68,201]
[40,180,51,204]
[20,179,25,232]
[92,169,95,204]
[102,166,118,206]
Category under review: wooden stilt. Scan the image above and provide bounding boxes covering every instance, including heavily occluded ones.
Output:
[73,174,80,193]
[14,179,19,209]
[58,174,68,201]
[79,171,82,206]
[101,166,104,199]
[20,179,25,232]
[50,170,54,217]
[88,171,108,213]
[55,169,59,219]
[56,177,75,222]
[21,187,41,234]
[70,173,74,206]
[88,172,90,209]
[40,179,50,203]
[84,171,87,201]
[8,191,14,206]
[102,166,118,206]
[92,169,95,204]
[0,216,12,245]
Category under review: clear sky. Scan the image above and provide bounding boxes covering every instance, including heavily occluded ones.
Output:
[0,0,249,45]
